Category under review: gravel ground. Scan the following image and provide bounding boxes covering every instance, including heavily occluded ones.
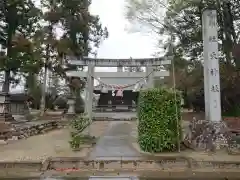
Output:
[0,121,109,161]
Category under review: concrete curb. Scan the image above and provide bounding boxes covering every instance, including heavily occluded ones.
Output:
[131,142,240,168]
[44,170,240,179]
[1,157,240,178]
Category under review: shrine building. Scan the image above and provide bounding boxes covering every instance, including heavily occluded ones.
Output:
[67,65,170,111]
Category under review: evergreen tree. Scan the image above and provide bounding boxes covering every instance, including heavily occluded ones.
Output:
[0,0,42,93]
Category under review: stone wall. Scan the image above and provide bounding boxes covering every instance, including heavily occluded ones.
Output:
[1,120,66,144]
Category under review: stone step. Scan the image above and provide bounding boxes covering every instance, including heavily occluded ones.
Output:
[89,177,137,180]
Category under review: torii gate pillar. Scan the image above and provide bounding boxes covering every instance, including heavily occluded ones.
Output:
[86,64,94,121]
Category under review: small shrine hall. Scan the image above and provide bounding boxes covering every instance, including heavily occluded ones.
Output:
[68,66,169,111]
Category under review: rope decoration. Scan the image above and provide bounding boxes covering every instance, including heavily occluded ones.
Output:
[84,67,158,90]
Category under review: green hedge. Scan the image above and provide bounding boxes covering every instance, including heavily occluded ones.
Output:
[137,88,182,153]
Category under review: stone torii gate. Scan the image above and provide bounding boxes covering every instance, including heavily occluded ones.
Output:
[66,57,171,120]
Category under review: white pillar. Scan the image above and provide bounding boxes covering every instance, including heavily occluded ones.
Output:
[84,88,88,114]
[87,64,94,121]
[202,9,221,122]
[146,66,154,88]
[202,10,210,120]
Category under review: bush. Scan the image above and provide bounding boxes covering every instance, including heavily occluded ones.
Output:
[69,132,83,149]
[137,88,182,153]
[70,114,90,133]
[53,95,85,113]
[69,115,96,150]
[53,96,68,109]
[69,132,96,149]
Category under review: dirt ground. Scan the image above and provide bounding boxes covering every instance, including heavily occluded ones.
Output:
[0,121,109,161]
[0,119,238,163]
[181,110,205,121]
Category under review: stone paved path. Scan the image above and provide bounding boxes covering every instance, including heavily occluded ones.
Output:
[93,112,136,119]
[89,121,142,160]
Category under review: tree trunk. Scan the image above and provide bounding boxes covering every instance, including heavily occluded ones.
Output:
[2,29,13,93]
[40,47,49,116]
[2,70,10,93]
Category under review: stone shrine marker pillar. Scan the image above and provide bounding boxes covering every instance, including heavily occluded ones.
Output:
[202,9,221,122]
[182,9,226,151]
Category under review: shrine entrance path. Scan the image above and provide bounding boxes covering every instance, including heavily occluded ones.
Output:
[88,121,142,160]
[93,112,136,119]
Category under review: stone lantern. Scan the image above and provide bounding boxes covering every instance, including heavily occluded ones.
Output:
[0,92,14,143]
[0,92,14,122]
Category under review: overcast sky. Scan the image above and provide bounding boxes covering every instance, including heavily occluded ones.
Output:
[90,0,158,88]
[90,0,158,61]
[12,0,159,92]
